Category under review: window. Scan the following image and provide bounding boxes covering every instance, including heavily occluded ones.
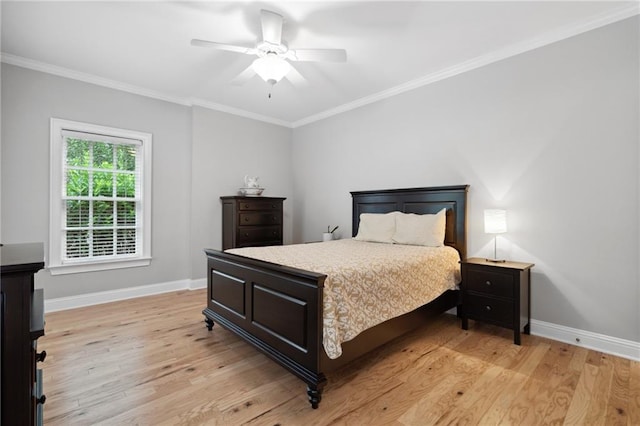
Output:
[49,118,152,274]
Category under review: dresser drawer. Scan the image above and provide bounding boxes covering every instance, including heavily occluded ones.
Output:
[464,294,513,325]
[239,212,282,226]
[465,267,514,298]
[238,226,282,245]
[238,200,283,211]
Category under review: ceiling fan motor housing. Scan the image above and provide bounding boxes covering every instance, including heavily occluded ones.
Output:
[256,41,288,58]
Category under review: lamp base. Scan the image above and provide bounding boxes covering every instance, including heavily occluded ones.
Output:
[485,258,507,263]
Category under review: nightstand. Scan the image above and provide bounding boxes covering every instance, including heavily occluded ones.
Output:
[460,257,534,345]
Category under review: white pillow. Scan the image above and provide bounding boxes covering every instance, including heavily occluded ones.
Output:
[392,209,446,247]
[354,212,397,244]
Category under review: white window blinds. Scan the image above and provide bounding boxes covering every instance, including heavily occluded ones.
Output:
[61,130,143,260]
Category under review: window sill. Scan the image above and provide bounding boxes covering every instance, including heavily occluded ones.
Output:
[48,257,152,275]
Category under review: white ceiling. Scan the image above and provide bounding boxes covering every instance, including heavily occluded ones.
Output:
[1,1,637,127]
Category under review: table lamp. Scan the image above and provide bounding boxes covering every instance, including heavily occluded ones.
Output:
[484,209,507,262]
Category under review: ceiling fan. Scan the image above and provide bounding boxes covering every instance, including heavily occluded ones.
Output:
[191,9,347,87]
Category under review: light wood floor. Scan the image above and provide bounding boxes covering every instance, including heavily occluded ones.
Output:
[41,289,639,425]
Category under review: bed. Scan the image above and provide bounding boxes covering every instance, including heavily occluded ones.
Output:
[202,185,468,408]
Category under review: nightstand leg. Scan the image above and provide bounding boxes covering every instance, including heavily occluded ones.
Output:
[514,330,521,345]
[524,323,530,335]
[461,317,469,330]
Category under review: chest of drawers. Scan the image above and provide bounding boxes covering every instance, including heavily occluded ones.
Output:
[460,257,534,345]
[1,243,46,425]
[221,196,286,250]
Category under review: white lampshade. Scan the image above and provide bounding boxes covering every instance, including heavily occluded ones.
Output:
[484,209,507,234]
[252,55,291,85]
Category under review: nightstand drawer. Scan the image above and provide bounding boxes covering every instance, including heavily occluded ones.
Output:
[464,294,513,325]
[465,267,514,298]
[239,212,282,226]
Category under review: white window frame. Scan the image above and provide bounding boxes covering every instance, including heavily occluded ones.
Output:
[49,118,152,275]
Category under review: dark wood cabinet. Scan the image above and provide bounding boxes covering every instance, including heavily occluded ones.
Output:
[221,196,286,250]
[1,243,46,425]
[460,257,534,345]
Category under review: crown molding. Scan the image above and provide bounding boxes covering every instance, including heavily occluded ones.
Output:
[2,3,637,130]
[291,3,640,128]
[0,53,192,106]
[189,98,292,128]
[0,53,294,128]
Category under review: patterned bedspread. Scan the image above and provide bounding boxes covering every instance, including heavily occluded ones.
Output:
[226,239,461,359]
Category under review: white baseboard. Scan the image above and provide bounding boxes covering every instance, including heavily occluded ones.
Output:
[531,319,640,362]
[44,278,207,313]
[44,284,640,362]
[189,278,207,290]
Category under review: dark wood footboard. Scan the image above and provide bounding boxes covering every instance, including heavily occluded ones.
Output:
[202,249,328,408]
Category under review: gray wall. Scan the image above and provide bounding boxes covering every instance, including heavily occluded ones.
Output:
[1,64,193,299]
[189,106,293,279]
[291,17,639,342]
[0,64,294,297]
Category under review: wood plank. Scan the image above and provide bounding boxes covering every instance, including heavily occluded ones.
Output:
[479,343,550,424]
[629,360,640,426]
[504,340,579,425]
[39,289,640,425]
[564,362,599,425]
[603,355,630,426]
[583,353,616,425]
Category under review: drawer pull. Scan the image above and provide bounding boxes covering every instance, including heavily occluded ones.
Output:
[271,204,276,208]
[36,350,47,363]
[244,233,249,237]
[36,394,46,405]
[485,305,492,311]
[485,280,491,286]
[272,231,277,235]
[244,217,250,222]
[244,204,250,209]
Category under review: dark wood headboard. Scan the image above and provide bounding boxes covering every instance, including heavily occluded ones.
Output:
[350,185,469,259]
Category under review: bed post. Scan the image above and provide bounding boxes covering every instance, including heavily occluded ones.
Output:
[307,380,326,409]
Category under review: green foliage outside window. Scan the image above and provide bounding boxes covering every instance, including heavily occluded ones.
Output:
[65,138,138,258]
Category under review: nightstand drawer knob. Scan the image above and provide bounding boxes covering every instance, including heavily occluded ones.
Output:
[485,280,491,286]
[485,305,492,311]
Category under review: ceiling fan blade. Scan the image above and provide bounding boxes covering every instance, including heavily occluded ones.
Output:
[286,49,347,63]
[230,65,257,86]
[284,64,308,87]
[260,10,283,45]
[191,39,256,55]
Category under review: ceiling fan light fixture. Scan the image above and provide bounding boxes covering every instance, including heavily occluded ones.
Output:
[252,55,291,85]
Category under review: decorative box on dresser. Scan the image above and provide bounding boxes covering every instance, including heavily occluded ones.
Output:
[460,257,534,345]
[1,243,46,425]
[221,196,286,250]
